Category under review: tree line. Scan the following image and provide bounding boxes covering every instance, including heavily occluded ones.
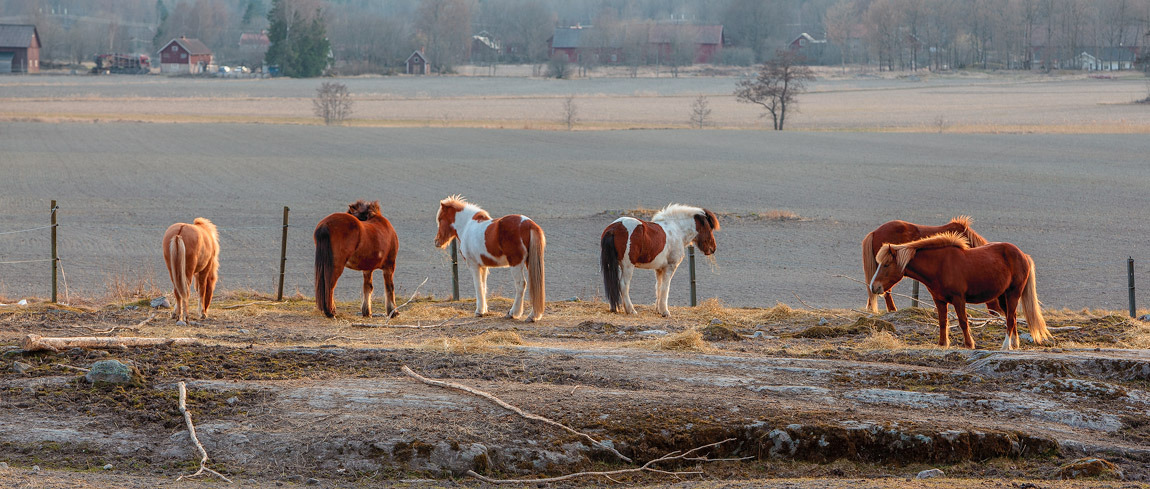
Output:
[5,0,1149,74]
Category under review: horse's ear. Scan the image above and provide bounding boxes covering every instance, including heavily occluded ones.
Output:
[703,209,720,231]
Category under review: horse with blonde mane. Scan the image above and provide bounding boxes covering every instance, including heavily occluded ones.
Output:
[862,216,989,313]
[314,200,399,318]
[162,218,220,325]
[435,196,546,321]
[869,232,1053,350]
[600,204,719,317]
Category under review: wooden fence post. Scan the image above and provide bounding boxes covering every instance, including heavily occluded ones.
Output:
[911,281,919,308]
[277,206,289,301]
[688,245,697,307]
[50,200,58,304]
[451,240,460,301]
[1129,257,1136,318]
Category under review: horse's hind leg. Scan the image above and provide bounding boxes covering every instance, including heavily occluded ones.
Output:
[954,300,975,349]
[621,263,637,314]
[198,271,217,319]
[507,265,526,319]
[1001,294,1020,350]
[361,270,374,317]
[382,266,398,318]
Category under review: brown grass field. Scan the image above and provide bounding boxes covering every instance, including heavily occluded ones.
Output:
[1,69,1150,487]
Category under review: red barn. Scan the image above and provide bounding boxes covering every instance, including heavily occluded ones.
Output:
[0,24,41,73]
[158,36,213,74]
[648,24,724,64]
[548,23,724,65]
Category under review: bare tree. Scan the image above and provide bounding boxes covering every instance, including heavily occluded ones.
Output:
[313,81,353,125]
[689,94,711,128]
[415,0,476,73]
[824,0,857,73]
[734,50,815,131]
[562,94,577,130]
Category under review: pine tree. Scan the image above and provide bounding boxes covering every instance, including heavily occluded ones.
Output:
[265,0,331,78]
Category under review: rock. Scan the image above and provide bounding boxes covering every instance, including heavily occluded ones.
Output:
[711,318,723,324]
[637,329,668,336]
[916,468,945,479]
[150,296,171,309]
[0,461,8,468]
[124,305,138,310]
[1058,457,1123,480]
[102,464,113,470]
[238,329,250,334]
[84,360,143,385]
[226,396,239,405]
[818,317,829,326]
[1139,314,1150,322]
[12,361,32,375]
[178,365,190,373]
[429,442,489,475]
[306,477,321,485]
[31,465,40,473]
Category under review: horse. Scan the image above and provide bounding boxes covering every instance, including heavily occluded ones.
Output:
[869,232,1053,350]
[314,200,399,318]
[600,204,720,317]
[162,218,220,325]
[862,216,989,313]
[435,195,545,322]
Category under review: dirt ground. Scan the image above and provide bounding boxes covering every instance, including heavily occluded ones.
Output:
[1,295,1148,487]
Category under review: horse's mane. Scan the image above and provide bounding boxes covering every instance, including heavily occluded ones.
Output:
[653,203,705,223]
[347,200,382,221]
[439,195,491,220]
[949,215,989,247]
[192,217,219,244]
[877,231,968,271]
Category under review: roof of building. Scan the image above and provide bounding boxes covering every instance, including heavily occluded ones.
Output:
[163,36,212,55]
[551,23,723,49]
[0,24,39,49]
[406,50,427,62]
[239,32,269,47]
[648,24,723,45]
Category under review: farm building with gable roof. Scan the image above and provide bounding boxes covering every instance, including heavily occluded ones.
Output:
[158,36,213,74]
[0,24,41,73]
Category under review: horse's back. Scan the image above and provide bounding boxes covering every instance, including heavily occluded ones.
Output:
[316,211,397,270]
[482,215,539,267]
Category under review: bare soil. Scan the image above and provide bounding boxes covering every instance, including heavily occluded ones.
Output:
[1,297,1148,487]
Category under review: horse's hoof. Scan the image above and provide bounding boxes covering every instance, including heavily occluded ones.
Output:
[505,313,518,320]
[526,316,539,323]
[388,311,399,319]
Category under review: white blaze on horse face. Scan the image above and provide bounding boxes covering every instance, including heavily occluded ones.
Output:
[869,264,884,295]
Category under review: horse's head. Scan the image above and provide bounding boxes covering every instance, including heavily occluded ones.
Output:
[870,243,914,295]
[347,200,382,221]
[693,209,720,255]
[434,197,464,249]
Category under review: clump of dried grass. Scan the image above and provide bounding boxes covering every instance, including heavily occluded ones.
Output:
[754,302,805,322]
[856,330,907,350]
[754,209,802,221]
[652,329,710,352]
[419,331,524,354]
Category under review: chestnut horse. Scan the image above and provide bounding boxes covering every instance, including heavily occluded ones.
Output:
[862,216,989,313]
[314,200,399,318]
[869,232,1053,350]
[162,218,220,325]
[601,204,719,317]
[435,196,545,321]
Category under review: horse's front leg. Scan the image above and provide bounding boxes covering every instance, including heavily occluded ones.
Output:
[361,270,374,317]
[621,263,637,314]
[657,263,680,317]
[934,299,950,347]
[470,265,487,317]
[883,290,898,312]
[954,299,975,349]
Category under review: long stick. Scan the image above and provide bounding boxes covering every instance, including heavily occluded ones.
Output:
[466,438,747,484]
[401,365,632,463]
[176,381,233,483]
[382,277,428,324]
[20,334,198,352]
[277,206,289,302]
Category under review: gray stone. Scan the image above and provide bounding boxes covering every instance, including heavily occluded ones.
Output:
[711,318,723,324]
[1139,314,1150,322]
[226,396,239,405]
[305,477,320,485]
[31,465,39,473]
[0,461,8,468]
[638,329,668,336]
[124,305,138,311]
[150,296,171,309]
[102,464,113,470]
[818,317,829,326]
[178,365,190,373]
[916,468,945,479]
[238,329,249,334]
[84,360,140,385]
[428,442,489,475]
[12,361,32,375]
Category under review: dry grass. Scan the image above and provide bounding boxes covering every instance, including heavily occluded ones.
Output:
[417,330,525,354]
[650,328,711,352]
[856,330,907,350]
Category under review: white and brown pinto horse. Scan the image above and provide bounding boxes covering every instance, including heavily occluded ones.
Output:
[435,196,546,321]
[600,204,719,317]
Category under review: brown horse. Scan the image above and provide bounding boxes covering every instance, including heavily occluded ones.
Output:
[314,200,399,318]
[862,216,989,312]
[162,218,220,325]
[869,232,1053,350]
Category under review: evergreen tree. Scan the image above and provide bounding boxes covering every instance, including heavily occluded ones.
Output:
[265,0,331,78]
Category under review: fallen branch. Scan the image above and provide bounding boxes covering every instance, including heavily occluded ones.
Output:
[55,363,89,373]
[176,381,233,484]
[466,438,748,484]
[384,277,429,324]
[20,334,199,352]
[401,365,632,463]
[219,301,279,310]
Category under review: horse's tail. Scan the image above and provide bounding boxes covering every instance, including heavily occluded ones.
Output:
[314,223,336,318]
[601,229,622,312]
[1020,254,1052,344]
[862,231,880,313]
[169,234,189,306]
[527,225,546,320]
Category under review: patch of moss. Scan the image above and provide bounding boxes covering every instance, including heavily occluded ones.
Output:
[701,324,742,342]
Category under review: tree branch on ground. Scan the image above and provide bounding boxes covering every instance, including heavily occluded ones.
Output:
[176,381,233,483]
[401,365,631,463]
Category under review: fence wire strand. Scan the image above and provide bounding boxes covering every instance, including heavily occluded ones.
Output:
[0,223,57,236]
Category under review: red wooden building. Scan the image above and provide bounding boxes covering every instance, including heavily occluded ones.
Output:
[158,36,213,74]
[0,24,41,73]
